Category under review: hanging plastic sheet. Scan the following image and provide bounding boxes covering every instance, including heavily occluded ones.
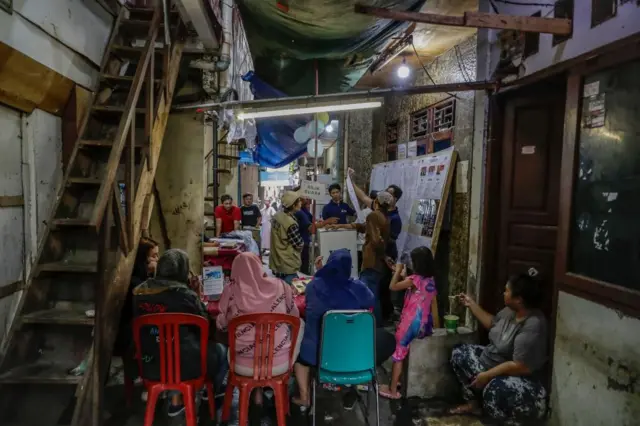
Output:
[236,0,426,95]
[243,71,315,168]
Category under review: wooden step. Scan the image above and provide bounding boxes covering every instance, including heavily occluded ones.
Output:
[21,307,94,326]
[37,262,97,274]
[100,74,161,84]
[67,177,103,185]
[218,154,241,160]
[111,44,167,58]
[0,362,82,385]
[79,138,144,148]
[92,105,146,114]
[51,218,92,227]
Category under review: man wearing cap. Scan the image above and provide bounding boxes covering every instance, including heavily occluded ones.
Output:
[329,191,392,324]
[270,191,305,284]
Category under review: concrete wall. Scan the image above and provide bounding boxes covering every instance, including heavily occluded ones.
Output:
[346,35,477,311]
[0,0,112,88]
[551,291,640,425]
[150,112,205,272]
[481,0,640,78]
[0,106,63,344]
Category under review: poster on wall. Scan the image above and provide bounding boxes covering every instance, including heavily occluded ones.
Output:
[407,141,417,158]
[370,146,457,258]
[397,143,407,159]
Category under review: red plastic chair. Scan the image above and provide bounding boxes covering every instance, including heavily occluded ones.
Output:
[132,313,216,426]
[222,313,301,426]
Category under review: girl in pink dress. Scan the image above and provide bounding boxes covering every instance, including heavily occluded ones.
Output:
[380,247,438,399]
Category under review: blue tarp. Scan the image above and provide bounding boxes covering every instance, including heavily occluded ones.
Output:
[243,71,313,168]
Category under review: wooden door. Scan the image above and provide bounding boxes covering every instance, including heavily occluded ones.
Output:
[486,94,564,319]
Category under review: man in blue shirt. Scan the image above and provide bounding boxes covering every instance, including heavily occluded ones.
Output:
[321,183,356,225]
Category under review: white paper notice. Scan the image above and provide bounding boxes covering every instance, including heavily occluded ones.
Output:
[407,141,417,157]
[583,81,600,97]
[397,143,407,160]
[301,180,329,203]
[203,266,224,296]
[346,175,362,217]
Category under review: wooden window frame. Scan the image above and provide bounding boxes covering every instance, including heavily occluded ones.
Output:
[556,46,640,318]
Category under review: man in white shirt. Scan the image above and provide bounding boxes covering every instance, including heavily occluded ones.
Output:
[356,190,377,273]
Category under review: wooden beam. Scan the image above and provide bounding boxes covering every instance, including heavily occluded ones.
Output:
[0,195,24,208]
[0,281,23,300]
[354,4,572,35]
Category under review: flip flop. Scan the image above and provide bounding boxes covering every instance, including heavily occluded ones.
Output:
[378,385,402,400]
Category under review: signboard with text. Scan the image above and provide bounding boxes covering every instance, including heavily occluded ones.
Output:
[301,180,330,203]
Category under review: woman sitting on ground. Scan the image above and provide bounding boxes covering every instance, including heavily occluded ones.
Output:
[133,249,225,418]
[293,249,375,408]
[450,271,548,424]
[217,252,302,404]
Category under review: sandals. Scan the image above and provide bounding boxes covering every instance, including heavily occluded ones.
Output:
[378,385,401,400]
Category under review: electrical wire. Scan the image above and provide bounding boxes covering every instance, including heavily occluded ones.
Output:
[454,45,473,83]
[410,42,459,99]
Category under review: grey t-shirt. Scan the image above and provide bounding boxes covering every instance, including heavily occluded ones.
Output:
[480,307,548,373]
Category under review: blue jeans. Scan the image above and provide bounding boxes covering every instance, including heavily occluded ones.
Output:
[359,268,382,326]
[274,273,297,285]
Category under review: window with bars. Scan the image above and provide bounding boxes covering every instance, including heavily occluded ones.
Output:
[0,0,12,14]
[386,121,399,161]
[410,98,456,139]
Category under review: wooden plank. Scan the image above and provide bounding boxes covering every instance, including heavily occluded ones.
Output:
[91,9,161,229]
[145,49,155,172]
[354,4,572,35]
[0,195,24,208]
[21,307,95,326]
[126,113,136,250]
[0,281,23,300]
[465,11,572,35]
[112,184,130,254]
[0,362,82,385]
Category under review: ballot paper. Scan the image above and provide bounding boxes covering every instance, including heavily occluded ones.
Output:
[203,266,224,297]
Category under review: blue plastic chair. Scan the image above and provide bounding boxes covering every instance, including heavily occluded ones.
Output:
[312,310,379,426]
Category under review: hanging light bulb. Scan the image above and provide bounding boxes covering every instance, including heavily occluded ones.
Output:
[397,58,410,79]
[325,124,334,133]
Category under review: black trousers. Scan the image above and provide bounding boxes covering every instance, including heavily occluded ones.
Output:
[300,244,311,275]
[379,265,394,320]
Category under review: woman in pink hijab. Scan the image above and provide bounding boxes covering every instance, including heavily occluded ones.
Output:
[216,252,301,378]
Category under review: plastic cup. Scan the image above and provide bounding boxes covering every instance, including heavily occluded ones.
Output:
[444,314,459,334]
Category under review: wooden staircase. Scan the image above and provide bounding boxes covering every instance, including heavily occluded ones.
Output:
[0,4,184,425]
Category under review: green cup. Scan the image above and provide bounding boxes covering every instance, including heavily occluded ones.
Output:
[444,314,459,334]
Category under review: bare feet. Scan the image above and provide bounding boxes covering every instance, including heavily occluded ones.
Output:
[449,402,482,415]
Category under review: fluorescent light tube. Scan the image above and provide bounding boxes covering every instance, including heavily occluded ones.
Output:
[237,101,382,120]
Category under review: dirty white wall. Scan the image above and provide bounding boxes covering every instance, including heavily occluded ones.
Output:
[481,0,640,78]
[150,112,205,272]
[0,105,63,343]
[0,0,112,88]
[551,291,640,425]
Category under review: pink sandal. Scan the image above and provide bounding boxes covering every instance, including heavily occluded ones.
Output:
[378,385,402,400]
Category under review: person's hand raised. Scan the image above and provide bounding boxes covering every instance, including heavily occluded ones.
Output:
[314,256,324,271]
[347,168,355,177]
[457,293,475,307]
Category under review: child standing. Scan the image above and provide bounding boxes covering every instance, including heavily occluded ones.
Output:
[379,246,439,399]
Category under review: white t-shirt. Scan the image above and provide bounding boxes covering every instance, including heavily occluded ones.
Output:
[356,207,372,251]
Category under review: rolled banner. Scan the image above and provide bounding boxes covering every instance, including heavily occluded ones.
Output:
[306,138,324,157]
[293,125,310,144]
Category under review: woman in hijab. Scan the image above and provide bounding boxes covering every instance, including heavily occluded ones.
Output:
[217,252,302,406]
[133,249,224,418]
[292,249,375,407]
